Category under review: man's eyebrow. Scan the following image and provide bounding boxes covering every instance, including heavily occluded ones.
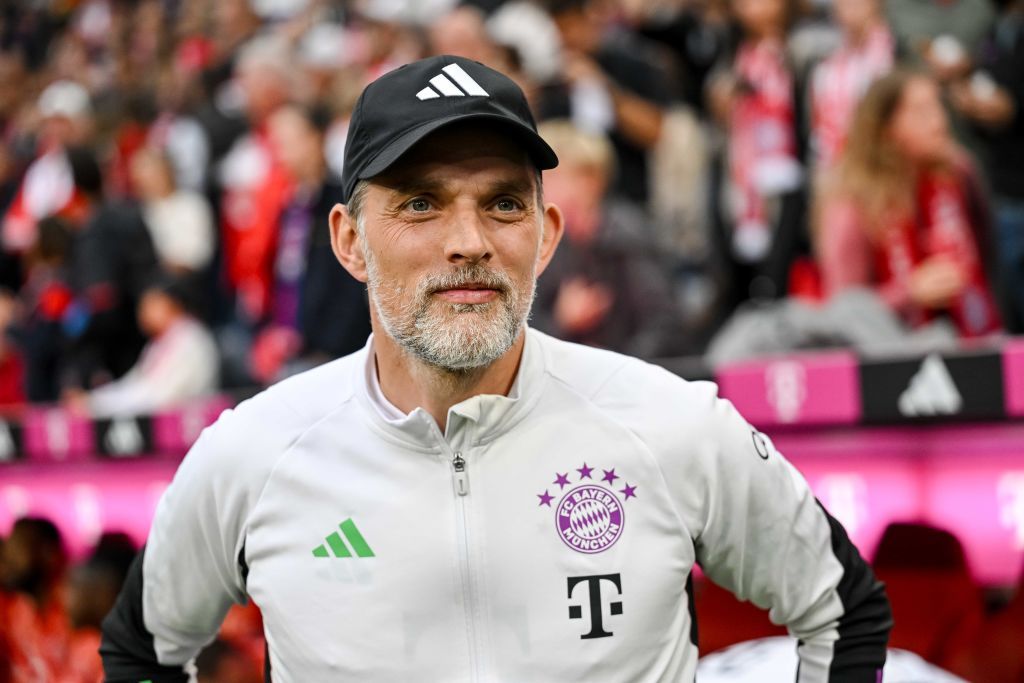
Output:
[381,176,537,200]
[382,177,446,198]
[487,178,536,198]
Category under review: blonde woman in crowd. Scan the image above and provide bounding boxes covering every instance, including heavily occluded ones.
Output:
[816,70,1001,338]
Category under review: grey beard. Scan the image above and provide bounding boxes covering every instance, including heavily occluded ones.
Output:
[366,255,535,373]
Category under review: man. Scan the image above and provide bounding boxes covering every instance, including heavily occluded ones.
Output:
[101,55,891,681]
[63,278,219,418]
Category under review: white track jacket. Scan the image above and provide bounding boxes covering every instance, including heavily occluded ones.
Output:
[101,329,891,682]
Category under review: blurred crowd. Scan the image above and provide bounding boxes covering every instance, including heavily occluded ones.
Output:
[0,0,1022,412]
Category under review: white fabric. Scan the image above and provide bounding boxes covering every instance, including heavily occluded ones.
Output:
[142,191,215,271]
[141,329,873,681]
[698,637,967,683]
[88,317,219,418]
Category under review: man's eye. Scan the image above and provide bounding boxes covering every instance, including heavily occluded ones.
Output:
[495,198,521,212]
[408,198,432,212]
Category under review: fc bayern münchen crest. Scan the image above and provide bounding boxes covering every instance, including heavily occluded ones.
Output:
[536,463,638,554]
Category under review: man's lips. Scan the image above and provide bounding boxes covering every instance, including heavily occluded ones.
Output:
[433,285,500,304]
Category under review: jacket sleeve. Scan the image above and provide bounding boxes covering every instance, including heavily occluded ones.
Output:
[685,393,892,682]
[100,407,258,682]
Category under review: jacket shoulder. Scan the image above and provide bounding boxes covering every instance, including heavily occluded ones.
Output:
[190,351,364,476]
[536,330,722,437]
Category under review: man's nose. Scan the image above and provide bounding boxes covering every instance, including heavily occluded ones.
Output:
[445,205,492,264]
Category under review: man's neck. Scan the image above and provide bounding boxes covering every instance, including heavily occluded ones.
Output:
[373,330,526,432]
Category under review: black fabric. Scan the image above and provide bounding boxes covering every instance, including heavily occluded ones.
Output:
[817,501,893,683]
[298,181,372,360]
[685,572,698,648]
[100,548,190,682]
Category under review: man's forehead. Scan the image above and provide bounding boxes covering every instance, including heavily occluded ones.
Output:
[372,129,537,192]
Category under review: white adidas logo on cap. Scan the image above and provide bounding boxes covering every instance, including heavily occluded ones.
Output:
[416,63,490,101]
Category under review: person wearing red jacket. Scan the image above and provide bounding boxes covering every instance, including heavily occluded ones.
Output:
[816,69,1001,337]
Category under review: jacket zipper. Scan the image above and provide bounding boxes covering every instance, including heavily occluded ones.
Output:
[448,448,480,680]
[452,451,470,495]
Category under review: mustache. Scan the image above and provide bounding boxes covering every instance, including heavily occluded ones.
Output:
[420,264,514,296]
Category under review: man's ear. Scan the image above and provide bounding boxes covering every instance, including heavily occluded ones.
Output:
[329,204,368,283]
[535,202,565,277]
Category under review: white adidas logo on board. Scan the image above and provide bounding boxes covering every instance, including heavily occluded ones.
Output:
[897,354,963,417]
[416,64,490,101]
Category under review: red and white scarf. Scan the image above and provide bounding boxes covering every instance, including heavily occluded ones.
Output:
[728,40,802,262]
[811,26,894,170]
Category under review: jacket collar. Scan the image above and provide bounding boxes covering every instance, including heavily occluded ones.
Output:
[353,328,546,450]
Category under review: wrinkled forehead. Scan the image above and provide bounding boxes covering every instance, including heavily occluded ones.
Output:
[371,123,538,191]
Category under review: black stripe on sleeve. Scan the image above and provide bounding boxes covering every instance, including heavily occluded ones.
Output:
[685,571,698,648]
[817,501,893,683]
[100,547,190,683]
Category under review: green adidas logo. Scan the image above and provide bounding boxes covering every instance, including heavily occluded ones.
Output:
[312,519,375,558]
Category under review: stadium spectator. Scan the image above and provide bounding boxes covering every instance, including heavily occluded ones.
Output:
[217,36,294,327]
[64,278,219,418]
[533,120,690,357]
[1,81,93,254]
[539,0,673,204]
[7,216,73,403]
[0,518,70,683]
[628,0,732,116]
[254,104,371,381]
[809,0,894,171]
[62,147,158,389]
[950,0,1024,333]
[129,147,215,275]
[707,0,807,304]
[146,63,212,193]
[65,558,123,683]
[816,70,1002,338]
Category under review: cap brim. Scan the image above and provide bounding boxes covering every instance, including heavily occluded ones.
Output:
[358,112,558,183]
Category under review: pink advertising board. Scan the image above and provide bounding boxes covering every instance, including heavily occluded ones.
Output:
[780,422,1024,586]
[0,460,179,559]
[716,351,862,427]
[1005,339,1024,418]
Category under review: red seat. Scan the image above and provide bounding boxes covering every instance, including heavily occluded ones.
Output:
[872,522,983,677]
[693,578,786,654]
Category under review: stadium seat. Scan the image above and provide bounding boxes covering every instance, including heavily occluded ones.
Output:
[693,577,787,654]
[872,523,983,677]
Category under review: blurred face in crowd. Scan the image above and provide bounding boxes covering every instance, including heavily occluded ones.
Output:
[833,0,881,36]
[0,520,65,596]
[552,3,606,55]
[732,0,790,38]
[267,107,324,185]
[542,159,607,243]
[130,148,175,200]
[886,76,951,165]
[430,7,500,66]
[138,289,182,338]
[236,54,291,123]
[331,125,563,372]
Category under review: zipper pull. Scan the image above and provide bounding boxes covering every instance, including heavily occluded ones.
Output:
[452,451,469,496]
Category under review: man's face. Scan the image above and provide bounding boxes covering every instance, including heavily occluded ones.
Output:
[342,125,560,372]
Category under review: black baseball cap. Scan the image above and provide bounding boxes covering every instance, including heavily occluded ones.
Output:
[339,55,558,203]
